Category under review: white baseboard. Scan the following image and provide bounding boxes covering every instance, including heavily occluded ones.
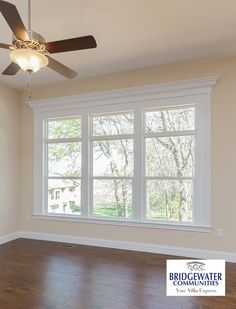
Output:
[18,230,236,263]
[0,232,20,245]
[1,230,235,263]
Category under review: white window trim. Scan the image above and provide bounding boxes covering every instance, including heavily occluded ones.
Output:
[27,75,219,232]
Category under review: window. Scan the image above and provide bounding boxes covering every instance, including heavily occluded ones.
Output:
[92,112,134,218]
[145,107,195,222]
[30,77,217,231]
[46,118,81,215]
[55,190,61,200]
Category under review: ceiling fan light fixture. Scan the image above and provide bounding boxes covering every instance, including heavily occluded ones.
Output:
[10,48,48,73]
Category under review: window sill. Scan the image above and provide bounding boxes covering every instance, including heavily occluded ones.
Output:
[32,214,211,233]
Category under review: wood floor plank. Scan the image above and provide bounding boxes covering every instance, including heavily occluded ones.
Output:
[0,239,235,309]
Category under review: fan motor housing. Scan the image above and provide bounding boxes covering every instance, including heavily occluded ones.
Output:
[12,31,47,53]
[13,31,46,44]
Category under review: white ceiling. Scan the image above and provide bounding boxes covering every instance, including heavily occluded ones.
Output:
[0,0,236,89]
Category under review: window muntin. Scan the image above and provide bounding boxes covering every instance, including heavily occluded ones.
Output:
[144,106,195,222]
[91,112,134,219]
[46,118,81,215]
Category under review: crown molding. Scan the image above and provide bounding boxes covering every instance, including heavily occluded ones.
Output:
[26,75,220,113]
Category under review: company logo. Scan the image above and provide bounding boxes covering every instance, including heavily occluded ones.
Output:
[166,259,225,296]
[186,261,205,272]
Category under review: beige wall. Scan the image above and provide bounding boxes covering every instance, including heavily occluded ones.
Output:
[0,83,20,236]
[20,56,236,253]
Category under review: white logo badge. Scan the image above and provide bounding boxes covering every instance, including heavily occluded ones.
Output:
[166,259,225,296]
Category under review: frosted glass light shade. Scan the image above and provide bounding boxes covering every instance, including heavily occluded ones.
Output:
[10,48,48,73]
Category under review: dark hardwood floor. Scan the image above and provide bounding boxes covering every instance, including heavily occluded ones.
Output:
[0,239,235,309]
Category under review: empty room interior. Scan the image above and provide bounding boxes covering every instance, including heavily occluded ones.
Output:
[0,0,236,308]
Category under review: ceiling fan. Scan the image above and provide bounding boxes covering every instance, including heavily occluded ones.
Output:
[0,0,97,79]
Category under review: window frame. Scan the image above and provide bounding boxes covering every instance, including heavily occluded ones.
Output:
[29,76,218,232]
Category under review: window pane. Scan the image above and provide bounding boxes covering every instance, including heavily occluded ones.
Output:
[93,180,132,218]
[146,136,194,177]
[48,142,81,177]
[93,113,134,136]
[48,118,81,139]
[48,179,81,215]
[93,139,133,176]
[146,180,193,222]
[145,107,195,133]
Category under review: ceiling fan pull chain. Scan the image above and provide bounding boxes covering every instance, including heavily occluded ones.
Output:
[27,71,32,98]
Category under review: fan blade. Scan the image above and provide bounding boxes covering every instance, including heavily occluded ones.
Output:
[0,42,10,49]
[45,35,97,54]
[0,0,30,41]
[2,62,20,75]
[47,56,78,79]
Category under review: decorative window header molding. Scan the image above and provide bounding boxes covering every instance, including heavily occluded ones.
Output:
[27,75,219,113]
